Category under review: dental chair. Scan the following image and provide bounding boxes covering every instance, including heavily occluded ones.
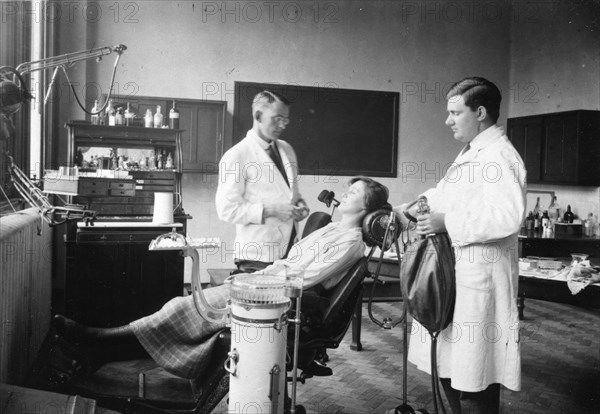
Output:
[35,209,399,413]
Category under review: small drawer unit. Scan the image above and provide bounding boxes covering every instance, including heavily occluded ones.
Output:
[65,122,185,217]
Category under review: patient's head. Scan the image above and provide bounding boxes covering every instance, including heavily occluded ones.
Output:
[339,177,391,219]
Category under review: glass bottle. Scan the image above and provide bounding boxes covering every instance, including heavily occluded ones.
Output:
[526,211,534,231]
[169,100,180,129]
[563,205,575,223]
[91,99,100,125]
[124,102,134,126]
[107,99,116,126]
[115,107,124,125]
[111,149,118,170]
[533,197,541,217]
[148,151,156,169]
[547,195,560,223]
[153,105,163,128]
[165,152,173,169]
[157,148,163,169]
[144,108,153,128]
[542,210,550,230]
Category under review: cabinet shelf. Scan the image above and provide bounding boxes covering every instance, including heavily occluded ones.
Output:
[64,122,184,216]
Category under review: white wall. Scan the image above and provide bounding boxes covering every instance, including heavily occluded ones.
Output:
[508,0,600,221]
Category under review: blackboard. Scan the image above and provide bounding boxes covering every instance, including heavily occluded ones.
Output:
[233,82,399,177]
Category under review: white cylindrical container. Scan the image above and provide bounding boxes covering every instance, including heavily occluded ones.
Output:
[227,275,290,414]
[152,192,173,224]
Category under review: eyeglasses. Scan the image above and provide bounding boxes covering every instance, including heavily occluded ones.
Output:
[272,116,290,126]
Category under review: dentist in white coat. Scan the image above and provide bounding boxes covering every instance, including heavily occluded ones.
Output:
[216,91,308,273]
[402,77,526,414]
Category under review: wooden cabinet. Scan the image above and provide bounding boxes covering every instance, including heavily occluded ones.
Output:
[52,123,190,327]
[98,95,226,173]
[508,110,600,185]
[507,116,542,182]
[177,100,226,173]
[64,222,186,327]
[519,236,600,261]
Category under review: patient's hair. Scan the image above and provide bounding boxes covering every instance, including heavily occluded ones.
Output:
[349,176,392,214]
[446,77,502,123]
[252,90,290,117]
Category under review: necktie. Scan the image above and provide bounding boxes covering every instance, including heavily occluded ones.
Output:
[266,141,296,256]
[266,141,289,187]
[460,143,471,156]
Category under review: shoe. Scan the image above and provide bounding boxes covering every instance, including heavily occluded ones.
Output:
[53,314,90,344]
[301,360,332,377]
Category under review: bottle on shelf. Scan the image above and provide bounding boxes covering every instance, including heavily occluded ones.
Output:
[154,105,163,128]
[115,107,124,126]
[144,108,153,128]
[563,205,575,223]
[525,211,534,231]
[165,152,173,169]
[541,210,550,230]
[148,151,156,169]
[534,212,541,231]
[169,100,180,129]
[533,197,541,217]
[547,195,560,224]
[91,100,100,125]
[124,102,134,126]
[585,213,596,237]
[107,99,116,126]
[111,149,118,170]
[157,148,163,169]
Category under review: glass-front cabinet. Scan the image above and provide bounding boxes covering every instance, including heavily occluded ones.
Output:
[45,123,185,216]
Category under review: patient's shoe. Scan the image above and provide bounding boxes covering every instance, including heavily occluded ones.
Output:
[53,314,91,344]
[301,360,332,377]
[39,334,102,387]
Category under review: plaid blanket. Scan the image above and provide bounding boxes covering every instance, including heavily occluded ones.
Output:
[130,285,229,379]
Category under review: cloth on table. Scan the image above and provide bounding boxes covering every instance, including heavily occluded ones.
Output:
[567,260,600,295]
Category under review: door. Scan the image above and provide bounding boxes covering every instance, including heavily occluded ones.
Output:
[542,114,577,183]
[178,101,226,173]
[507,117,542,183]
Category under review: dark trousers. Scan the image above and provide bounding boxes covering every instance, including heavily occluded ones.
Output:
[440,378,500,414]
[234,259,271,274]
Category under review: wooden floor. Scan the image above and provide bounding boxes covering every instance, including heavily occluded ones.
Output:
[207,298,600,414]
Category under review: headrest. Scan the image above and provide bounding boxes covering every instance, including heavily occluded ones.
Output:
[0,67,33,115]
[362,209,402,249]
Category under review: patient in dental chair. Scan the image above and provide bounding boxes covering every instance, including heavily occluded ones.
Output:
[52,176,391,381]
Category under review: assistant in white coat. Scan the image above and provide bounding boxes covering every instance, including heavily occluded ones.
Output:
[398,77,526,414]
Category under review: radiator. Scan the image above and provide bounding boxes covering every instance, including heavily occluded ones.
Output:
[0,208,52,384]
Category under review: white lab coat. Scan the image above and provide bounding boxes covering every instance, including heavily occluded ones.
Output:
[216,130,303,263]
[407,125,526,392]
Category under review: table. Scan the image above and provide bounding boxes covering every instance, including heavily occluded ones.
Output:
[518,273,600,318]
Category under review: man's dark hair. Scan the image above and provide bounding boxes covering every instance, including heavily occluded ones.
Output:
[446,77,502,123]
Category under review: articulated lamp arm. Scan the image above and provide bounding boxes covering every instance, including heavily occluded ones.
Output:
[0,44,127,226]
[15,44,126,75]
